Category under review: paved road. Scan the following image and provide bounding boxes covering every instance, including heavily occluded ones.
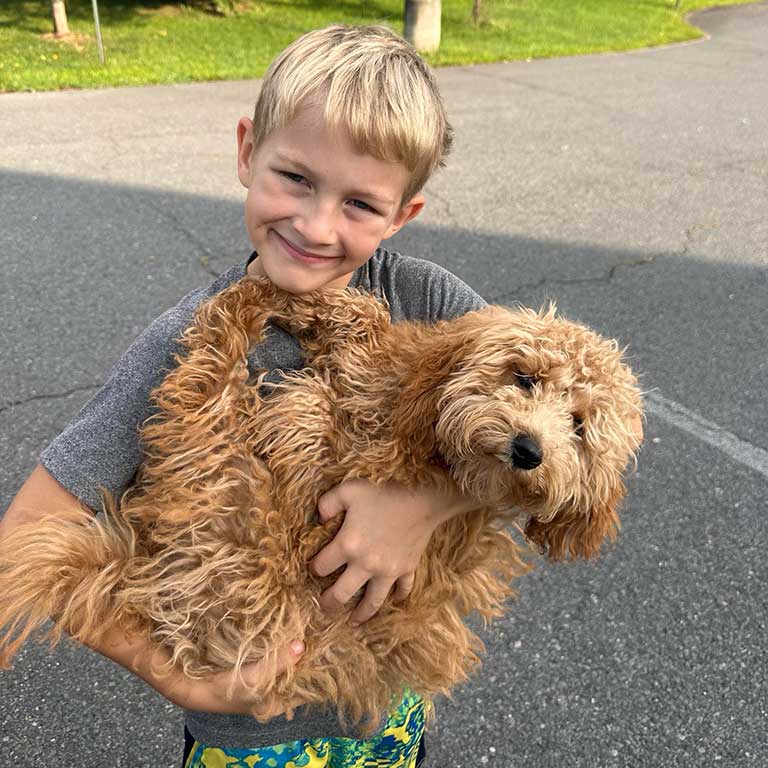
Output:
[1,3,766,765]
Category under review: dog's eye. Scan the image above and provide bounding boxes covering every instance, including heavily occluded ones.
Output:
[515,373,537,391]
[572,415,584,436]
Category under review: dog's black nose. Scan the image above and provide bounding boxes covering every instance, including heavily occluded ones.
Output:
[509,435,543,470]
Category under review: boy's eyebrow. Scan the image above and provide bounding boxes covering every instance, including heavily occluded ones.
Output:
[274,151,396,206]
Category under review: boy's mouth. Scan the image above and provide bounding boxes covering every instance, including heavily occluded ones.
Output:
[273,231,341,264]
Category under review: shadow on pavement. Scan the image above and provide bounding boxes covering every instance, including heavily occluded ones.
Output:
[1,170,766,767]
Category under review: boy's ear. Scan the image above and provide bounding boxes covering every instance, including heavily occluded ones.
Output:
[382,193,425,240]
[236,117,255,188]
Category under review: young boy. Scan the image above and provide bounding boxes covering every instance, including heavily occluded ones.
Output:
[0,24,487,768]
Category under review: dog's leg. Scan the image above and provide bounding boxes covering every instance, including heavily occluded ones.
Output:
[0,500,140,668]
[128,280,277,530]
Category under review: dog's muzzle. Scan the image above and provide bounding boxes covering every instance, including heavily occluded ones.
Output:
[508,434,543,470]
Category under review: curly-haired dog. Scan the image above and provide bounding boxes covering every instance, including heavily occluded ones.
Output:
[0,277,642,732]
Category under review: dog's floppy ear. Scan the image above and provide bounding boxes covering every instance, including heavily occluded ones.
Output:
[524,480,625,561]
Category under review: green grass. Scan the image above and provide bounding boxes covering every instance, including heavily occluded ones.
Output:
[0,0,757,92]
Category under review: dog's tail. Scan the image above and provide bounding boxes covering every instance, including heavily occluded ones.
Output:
[0,497,136,668]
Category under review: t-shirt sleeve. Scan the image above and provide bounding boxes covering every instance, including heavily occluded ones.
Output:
[39,291,206,512]
[421,261,487,322]
[379,252,487,323]
[39,260,250,512]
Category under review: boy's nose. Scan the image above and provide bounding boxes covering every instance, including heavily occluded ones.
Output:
[294,200,338,249]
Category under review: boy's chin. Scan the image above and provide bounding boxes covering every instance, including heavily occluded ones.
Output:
[272,277,328,295]
[249,257,354,294]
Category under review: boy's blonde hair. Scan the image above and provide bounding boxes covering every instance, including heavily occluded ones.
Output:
[252,24,453,206]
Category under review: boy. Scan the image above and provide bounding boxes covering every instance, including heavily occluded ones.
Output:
[0,24,487,768]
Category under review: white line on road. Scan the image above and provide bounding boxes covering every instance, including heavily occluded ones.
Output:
[645,392,768,480]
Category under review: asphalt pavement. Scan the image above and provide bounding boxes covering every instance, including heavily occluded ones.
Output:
[1,3,767,765]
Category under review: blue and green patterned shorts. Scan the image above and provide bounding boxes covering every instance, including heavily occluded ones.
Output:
[183,691,427,768]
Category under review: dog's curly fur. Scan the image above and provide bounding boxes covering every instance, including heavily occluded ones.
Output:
[0,276,642,732]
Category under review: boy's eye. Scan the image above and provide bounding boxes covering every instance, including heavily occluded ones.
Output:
[349,199,377,214]
[279,170,306,184]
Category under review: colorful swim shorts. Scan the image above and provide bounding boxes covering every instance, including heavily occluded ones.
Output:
[183,690,427,768]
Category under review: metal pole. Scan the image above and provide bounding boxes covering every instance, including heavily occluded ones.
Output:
[91,0,106,64]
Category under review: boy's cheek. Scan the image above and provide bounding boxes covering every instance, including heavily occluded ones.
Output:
[246,188,290,224]
[357,216,394,245]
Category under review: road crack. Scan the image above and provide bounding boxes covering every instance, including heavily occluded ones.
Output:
[486,253,659,303]
[0,383,102,416]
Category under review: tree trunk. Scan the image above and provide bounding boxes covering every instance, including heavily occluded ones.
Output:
[472,0,481,24]
[52,0,71,37]
[404,0,441,53]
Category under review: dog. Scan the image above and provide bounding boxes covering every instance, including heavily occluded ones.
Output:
[0,276,642,733]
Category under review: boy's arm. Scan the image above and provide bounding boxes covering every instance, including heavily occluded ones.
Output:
[0,464,303,717]
[0,463,92,536]
[309,479,477,626]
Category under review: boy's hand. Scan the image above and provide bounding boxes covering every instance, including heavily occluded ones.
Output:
[89,624,305,718]
[309,479,471,626]
[162,641,305,717]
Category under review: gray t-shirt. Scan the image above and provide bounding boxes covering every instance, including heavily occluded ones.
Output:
[40,247,486,748]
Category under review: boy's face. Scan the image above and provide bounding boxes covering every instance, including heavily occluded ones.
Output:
[236,102,424,294]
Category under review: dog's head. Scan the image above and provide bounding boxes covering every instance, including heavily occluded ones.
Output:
[434,305,643,561]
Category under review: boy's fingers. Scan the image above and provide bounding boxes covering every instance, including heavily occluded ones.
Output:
[391,573,415,603]
[309,536,345,577]
[250,640,305,718]
[246,642,305,719]
[318,567,366,612]
[270,639,305,672]
[240,641,304,687]
[349,577,394,625]
[309,488,348,576]
[317,487,346,523]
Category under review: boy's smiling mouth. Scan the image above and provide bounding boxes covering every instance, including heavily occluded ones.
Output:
[272,230,342,264]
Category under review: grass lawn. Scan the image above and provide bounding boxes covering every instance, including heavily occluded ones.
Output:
[0,0,758,92]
